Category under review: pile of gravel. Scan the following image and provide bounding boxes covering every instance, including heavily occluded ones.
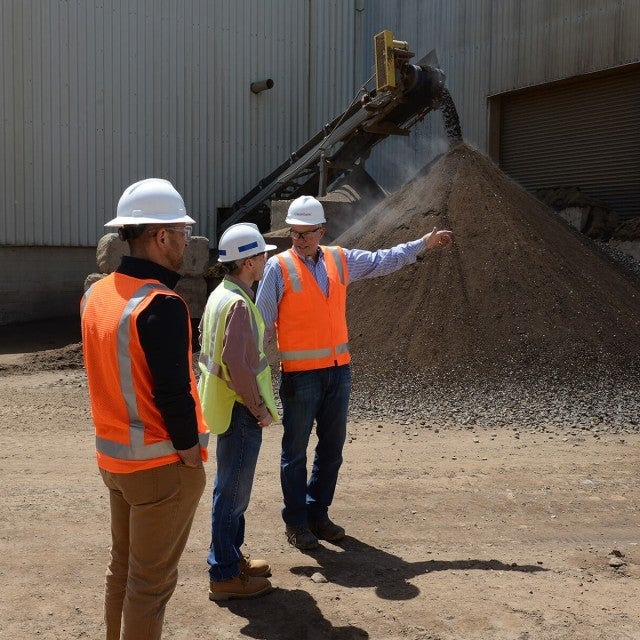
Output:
[349,353,640,433]
[0,342,84,375]
[331,144,640,432]
[594,240,640,284]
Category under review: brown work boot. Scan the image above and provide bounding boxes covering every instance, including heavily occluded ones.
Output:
[285,526,319,550]
[240,554,272,577]
[208,573,272,601]
[309,518,345,542]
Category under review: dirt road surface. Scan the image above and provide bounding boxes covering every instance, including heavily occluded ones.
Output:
[1,335,639,640]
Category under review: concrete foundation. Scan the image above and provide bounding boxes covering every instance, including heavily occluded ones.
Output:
[0,246,96,325]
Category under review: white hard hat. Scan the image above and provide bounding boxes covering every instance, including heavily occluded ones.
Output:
[105,178,196,227]
[217,223,277,263]
[285,195,326,226]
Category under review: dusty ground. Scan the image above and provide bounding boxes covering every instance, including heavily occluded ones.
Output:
[1,324,640,640]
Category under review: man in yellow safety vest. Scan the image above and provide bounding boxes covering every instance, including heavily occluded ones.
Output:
[198,223,279,600]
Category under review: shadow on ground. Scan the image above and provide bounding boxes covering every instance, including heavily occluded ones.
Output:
[291,536,548,600]
[213,536,548,639]
[219,586,369,640]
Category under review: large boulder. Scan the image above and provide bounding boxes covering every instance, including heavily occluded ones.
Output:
[179,236,210,277]
[89,233,211,319]
[536,186,618,240]
[174,276,207,320]
[96,233,129,274]
[83,272,106,291]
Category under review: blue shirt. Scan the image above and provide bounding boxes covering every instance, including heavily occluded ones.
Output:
[255,239,426,332]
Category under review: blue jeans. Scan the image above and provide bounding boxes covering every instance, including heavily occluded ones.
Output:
[208,402,263,582]
[279,364,351,528]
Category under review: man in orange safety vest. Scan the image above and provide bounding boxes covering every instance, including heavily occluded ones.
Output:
[81,178,209,639]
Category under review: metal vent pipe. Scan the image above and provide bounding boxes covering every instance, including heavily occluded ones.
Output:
[250,79,274,93]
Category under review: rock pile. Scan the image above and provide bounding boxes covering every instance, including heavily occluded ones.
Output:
[608,217,640,265]
[84,233,210,319]
[536,186,618,240]
[334,143,640,430]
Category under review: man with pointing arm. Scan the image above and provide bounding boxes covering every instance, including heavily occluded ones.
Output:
[255,195,452,550]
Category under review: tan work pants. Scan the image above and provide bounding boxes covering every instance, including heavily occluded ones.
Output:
[100,462,206,640]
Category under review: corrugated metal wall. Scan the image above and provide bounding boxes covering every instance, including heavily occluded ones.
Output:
[2,0,639,248]
[358,0,490,188]
[0,0,357,246]
[360,0,640,192]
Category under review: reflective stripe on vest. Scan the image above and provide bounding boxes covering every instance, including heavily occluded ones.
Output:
[325,246,346,285]
[108,283,178,459]
[200,357,271,383]
[198,289,238,384]
[276,247,350,371]
[279,342,350,362]
[198,286,273,386]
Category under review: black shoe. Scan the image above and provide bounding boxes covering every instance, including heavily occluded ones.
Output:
[285,526,319,550]
[308,518,345,542]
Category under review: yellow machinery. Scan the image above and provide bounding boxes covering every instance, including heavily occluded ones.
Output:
[223,30,460,232]
[374,29,413,92]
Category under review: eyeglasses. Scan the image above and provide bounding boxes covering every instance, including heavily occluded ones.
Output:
[289,227,323,240]
[164,225,193,242]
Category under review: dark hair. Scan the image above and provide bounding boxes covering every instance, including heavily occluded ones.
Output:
[117,225,148,241]
[209,260,240,278]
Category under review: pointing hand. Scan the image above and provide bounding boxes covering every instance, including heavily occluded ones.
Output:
[423,226,453,250]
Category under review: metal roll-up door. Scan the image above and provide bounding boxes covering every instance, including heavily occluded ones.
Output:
[500,67,639,221]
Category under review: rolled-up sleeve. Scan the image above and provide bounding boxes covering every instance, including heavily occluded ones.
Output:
[223,301,272,423]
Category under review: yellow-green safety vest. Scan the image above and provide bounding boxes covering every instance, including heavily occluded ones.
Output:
[198,279,278,435]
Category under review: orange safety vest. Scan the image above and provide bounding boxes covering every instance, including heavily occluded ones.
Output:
[276,246,350,372]
[80,273,209,473]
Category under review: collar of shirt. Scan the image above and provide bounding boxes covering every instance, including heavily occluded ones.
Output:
[289,245,330,295]
[292,245,324,264]
[117,255,181,290]
[225,274,255,301]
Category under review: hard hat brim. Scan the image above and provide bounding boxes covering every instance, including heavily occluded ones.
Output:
[104,213,196,227]
[284,216,326,226]
[217,243,279,262]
